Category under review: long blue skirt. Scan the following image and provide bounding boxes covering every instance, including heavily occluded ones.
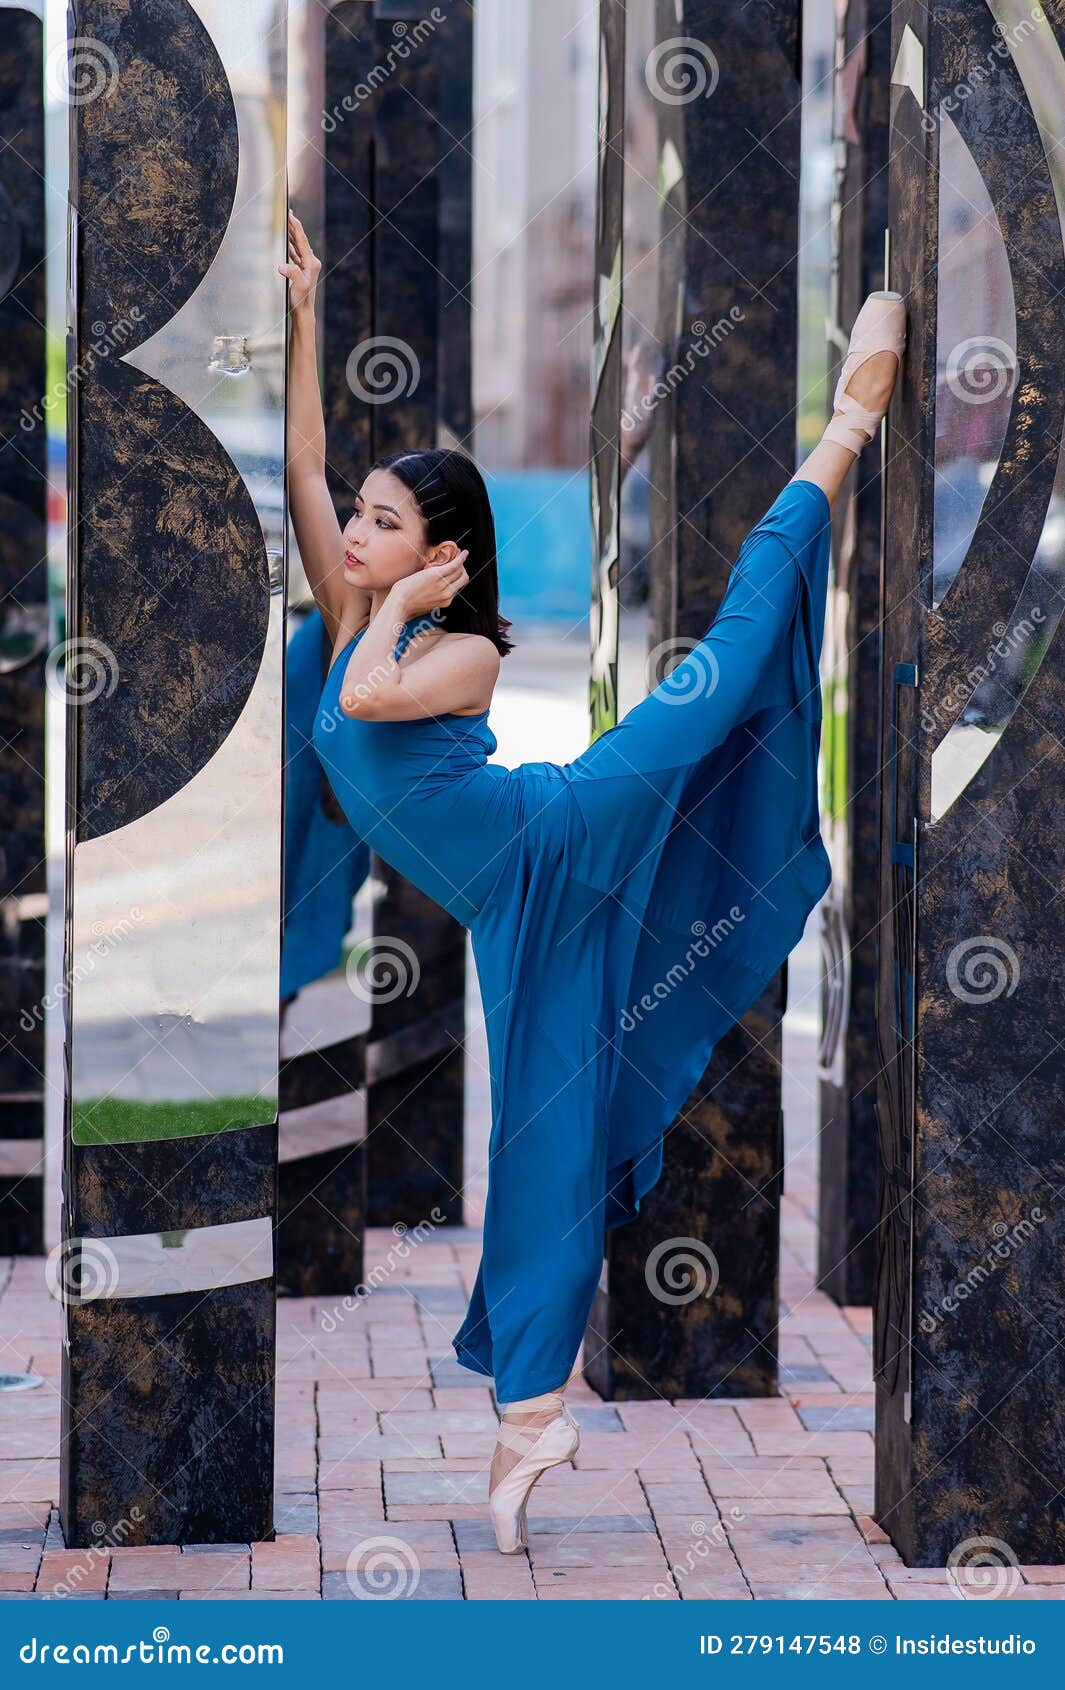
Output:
[449,477,833,1400]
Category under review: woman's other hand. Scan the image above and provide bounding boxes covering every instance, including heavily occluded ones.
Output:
[392,550,471,618]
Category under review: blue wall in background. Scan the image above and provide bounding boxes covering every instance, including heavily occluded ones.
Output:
[483,467,591,623]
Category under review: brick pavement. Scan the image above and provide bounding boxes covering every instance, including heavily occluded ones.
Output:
[2,1255,1059,1599]
[0,921,1059,1599]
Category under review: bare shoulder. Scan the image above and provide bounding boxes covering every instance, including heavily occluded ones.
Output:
[405,628,499,713]
[412,629,500,677]
[448,631,501,673]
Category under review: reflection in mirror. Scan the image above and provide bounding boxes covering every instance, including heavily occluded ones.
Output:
[618,0,665,720]
[930,11,1065,821]
[0,0,47,1251]
[931,108,1015,608]
[280,606,370,1030]
[68,5,286,1146]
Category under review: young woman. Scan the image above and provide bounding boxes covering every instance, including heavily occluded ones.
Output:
[281,212,905,1555]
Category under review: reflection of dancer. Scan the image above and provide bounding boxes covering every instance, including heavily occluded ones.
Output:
[279,606,369,1013]
[282,216,905,1554]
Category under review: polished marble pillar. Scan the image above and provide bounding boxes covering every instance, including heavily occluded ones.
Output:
[62,0,286,1545]
[876,0,1065,1566]
[584,0,802,1399]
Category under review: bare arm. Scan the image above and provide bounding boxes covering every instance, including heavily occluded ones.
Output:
[281,212,371,648]
[336,562,499,722]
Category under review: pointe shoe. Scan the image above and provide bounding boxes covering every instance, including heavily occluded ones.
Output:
[823,290,907,455]
[488,1398,581,1554]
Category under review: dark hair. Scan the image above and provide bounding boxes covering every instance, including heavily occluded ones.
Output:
[371,447,514,656]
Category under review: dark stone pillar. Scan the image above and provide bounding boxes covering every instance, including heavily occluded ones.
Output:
[323,0,472,1228]
[62,0,285,1546]
[876,0,1065,1567]
[817,0,890,1307]
[584,0,802,1399]
[0,6,46,1254]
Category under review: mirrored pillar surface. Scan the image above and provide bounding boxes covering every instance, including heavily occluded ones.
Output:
[877,0,1065,1565]
[0,2,46,1254]
[817,0,891,1307]
[62,0,286,1546]
[274,0,370,1298]
[584,0,802,1399]
[323,0,472,1229]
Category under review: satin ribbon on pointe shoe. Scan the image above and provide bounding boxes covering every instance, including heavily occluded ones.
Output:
[822,290,906,456]
[489,1388,581,1554]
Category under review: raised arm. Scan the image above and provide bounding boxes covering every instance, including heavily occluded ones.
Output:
[280,212,371,649]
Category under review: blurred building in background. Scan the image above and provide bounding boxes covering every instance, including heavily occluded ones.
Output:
[472,0,598,470]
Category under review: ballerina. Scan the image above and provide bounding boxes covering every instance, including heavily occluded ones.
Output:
[281,211,905,1554]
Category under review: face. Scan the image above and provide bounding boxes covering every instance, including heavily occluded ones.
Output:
[341,468,449,590]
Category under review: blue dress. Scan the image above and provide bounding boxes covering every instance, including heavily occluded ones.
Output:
[312,477,832,1401]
